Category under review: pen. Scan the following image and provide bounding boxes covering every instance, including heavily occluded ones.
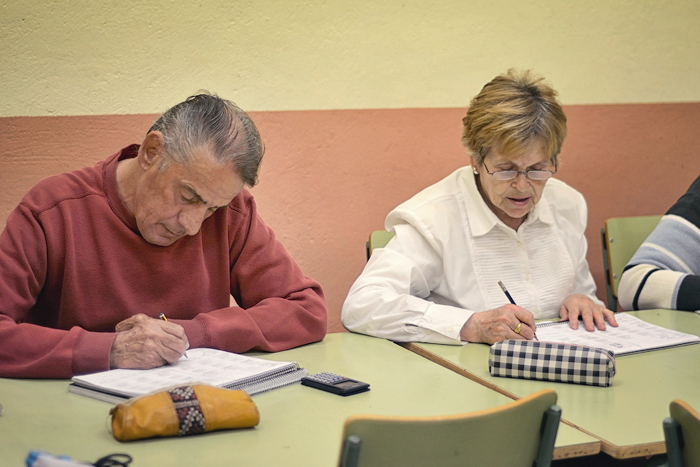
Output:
[497,281,538,341]
[159,313,188,358]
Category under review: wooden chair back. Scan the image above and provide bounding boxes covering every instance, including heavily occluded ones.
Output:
[339,389,561,467]
[664,399,700,467]
[601,215,662,310]
[365,230,395,261]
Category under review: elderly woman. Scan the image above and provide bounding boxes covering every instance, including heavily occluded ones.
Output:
[341,69,617,345]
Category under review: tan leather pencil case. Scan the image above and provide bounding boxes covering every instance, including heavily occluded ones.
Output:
[109,384,260,441]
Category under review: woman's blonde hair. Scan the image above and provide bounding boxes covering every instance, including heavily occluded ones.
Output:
[461,69,567,166]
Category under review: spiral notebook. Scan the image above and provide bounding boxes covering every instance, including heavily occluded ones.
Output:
[535,313,700,356]
[69,348,307,404]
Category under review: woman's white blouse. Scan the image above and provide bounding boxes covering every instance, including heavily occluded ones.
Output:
[341,166,603,345]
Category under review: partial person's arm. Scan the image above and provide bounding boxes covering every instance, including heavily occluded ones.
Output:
[618,215,700,311]
[172,197,327,353]
[342,223,470,344]
[560,237,617,330]
[341,224,534,344]
[555,190,616,329]
[0,205,116,378]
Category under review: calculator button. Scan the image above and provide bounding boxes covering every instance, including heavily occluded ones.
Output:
[313,372,343,383]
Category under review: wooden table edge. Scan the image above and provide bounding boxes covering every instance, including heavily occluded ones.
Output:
[599,440,666,459]
[396,342,603,460]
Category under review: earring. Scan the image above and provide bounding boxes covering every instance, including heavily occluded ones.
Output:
[473,167,479,175]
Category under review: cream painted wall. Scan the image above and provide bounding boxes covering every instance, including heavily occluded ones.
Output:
[1,0,699,117]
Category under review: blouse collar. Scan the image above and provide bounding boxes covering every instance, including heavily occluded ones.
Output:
[460,166,554,237]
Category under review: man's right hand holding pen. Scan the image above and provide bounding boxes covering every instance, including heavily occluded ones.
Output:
[109,313,190,370]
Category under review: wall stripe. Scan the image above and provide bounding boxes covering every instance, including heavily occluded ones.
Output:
[3,102,700,330]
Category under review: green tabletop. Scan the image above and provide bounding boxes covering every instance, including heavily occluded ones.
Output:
[1,332,565,467]
[407,309,700,459]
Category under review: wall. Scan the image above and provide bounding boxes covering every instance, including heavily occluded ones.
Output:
[2,1,700,332]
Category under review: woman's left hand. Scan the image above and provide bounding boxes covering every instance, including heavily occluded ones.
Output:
[559,294,618,331]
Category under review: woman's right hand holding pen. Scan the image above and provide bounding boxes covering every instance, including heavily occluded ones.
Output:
[460,304,537,344]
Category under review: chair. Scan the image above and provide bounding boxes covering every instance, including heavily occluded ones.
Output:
[338,389,561,467]
[365,230,395,261]
[601,215,662,311]
[664,400,700,467]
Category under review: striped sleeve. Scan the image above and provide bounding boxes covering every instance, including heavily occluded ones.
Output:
[618,175,700,311]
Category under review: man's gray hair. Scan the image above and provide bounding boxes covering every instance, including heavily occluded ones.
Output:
[148,92,264,186]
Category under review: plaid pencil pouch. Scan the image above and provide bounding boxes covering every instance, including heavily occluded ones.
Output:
[489,340,616,387]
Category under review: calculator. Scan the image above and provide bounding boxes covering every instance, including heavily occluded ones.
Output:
[301,372,370,396]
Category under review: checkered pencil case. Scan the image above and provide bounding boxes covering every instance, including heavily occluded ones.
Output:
[489,340,616,387]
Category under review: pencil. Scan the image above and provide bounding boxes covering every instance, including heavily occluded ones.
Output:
[159,313,189,358]
[497,281,538,341]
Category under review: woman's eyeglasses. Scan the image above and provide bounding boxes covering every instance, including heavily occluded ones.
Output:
[482,160,557,181]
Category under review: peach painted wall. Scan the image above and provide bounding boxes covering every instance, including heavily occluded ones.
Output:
[2,103,699,332]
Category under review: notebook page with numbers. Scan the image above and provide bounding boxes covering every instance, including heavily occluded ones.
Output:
[535,313,699,356]
[69,347,307,403]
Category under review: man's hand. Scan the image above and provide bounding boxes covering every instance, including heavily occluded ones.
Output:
[559,294,618,331]
[110,314,189,369]
[460,304,537,344]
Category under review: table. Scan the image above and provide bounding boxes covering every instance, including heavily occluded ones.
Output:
[404,309,700,459]
[0,332,597,466]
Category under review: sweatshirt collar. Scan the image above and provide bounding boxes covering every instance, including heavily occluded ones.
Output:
[104,144,140,233]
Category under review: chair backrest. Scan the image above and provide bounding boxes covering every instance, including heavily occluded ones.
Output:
[601,215,662,310]
[338,389,561,467]
[365,230,395,261]
[664,399,700,467]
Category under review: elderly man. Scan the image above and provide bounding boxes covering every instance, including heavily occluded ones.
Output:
[0,93,327,378]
